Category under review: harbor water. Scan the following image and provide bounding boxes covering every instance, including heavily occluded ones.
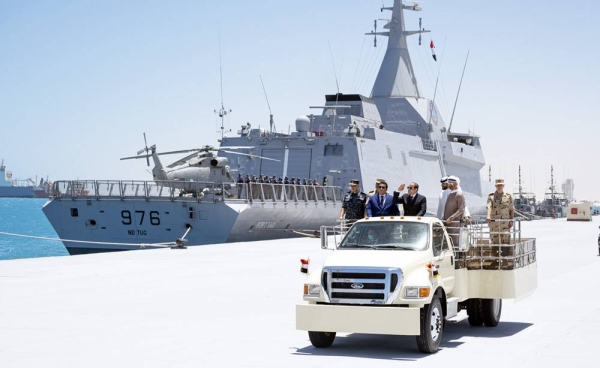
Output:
[0,198,68,260]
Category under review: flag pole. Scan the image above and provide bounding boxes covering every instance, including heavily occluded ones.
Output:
[427,37,446,128]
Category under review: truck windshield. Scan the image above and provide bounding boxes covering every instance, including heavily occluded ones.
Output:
[339,222,429,250]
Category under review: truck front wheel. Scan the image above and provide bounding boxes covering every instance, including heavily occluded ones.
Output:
[482,299,502,327]
[467,298,484,326]
[308,331,336,348]
[416,295,443,353]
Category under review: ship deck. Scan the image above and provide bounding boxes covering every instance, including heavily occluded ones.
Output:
[1,218,599,367]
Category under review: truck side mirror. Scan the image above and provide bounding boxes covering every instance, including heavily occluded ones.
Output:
[320,226,328,249]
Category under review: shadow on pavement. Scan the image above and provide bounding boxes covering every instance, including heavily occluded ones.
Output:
[293,321,533,360]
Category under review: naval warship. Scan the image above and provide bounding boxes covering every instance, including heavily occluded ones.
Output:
[0,159,47,198]
[513,166,537,218]
[537,166,569,218]
[42,0,494,255]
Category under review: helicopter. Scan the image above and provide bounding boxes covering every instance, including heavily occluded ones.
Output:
[120,133,279,196]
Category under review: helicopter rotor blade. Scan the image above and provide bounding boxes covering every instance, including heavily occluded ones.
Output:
[217,146,254,150]
[166,152,202,168]
[137,132,149,155]
[156,148,205,156]
[120,154,152,161]
[219,149,281,162]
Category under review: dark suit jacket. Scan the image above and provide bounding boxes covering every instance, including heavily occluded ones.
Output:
[366,194,400,217]
[393,192,427,216]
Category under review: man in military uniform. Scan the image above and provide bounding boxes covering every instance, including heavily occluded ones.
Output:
[486,178,514,244]
[340,179,367,223]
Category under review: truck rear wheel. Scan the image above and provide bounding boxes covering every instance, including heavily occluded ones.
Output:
[308,331,336,348]
[467,298,484,326]
[416,295,443,353]
[482,299,502,327]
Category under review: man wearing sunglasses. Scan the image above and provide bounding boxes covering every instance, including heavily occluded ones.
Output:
[392,182,427,216]
[366,180,400,217]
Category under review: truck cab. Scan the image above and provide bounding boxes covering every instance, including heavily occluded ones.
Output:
[296,216,537,353]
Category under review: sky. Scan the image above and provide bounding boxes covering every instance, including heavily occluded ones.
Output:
[1,0,599,200]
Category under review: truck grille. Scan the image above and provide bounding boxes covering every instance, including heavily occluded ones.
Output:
[322,267,403,305]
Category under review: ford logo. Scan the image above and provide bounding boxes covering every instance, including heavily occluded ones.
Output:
[350,283,364,289]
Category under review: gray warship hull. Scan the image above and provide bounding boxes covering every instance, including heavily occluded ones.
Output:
[42,0,495,254]
[42,181,344,255]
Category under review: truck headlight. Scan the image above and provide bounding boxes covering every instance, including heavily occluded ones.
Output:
[303,284,321,296]
[405,287,430,298]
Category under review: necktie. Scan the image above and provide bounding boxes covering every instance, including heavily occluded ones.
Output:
[379,195,383,206]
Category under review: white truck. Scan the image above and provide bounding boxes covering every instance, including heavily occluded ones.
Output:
[296,216,537,353]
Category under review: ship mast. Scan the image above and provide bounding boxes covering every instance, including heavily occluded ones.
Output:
[367,0,430,99]
[550,165,555,203]
[518,165,523,198]
[215,34,231,141]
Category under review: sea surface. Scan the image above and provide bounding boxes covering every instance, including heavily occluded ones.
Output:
[0,198,69,260]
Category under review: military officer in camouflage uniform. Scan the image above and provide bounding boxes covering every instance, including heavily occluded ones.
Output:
[486,178,514,244]
[340,179,367,223]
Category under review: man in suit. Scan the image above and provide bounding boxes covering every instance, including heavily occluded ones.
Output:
[392,182,427,216]
[366,180,400,217]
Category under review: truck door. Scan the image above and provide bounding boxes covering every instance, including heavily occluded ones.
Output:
[432,223,455,293]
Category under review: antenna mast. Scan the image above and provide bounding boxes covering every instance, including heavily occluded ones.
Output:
[448,50,470,133]
[518,165,523,197]
[215,34,232,141]
[550,165,555,201]
[260,75,275,134]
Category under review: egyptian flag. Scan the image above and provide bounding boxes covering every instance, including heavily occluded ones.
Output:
[300,258,309,274]
[430,40,437,61]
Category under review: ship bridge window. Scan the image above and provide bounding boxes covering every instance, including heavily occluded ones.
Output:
[322,105,362,117]
[449,135,480,147]
[324,144,343,156]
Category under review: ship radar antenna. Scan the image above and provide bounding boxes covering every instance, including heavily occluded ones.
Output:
[215,33,232,141]
[260,75,276,134]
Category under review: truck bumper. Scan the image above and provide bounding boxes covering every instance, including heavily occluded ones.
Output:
[296,304,421,336]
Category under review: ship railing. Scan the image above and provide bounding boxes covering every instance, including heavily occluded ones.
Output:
[50,180,344,204]
[50,180,226,202]
[239,183,343,203]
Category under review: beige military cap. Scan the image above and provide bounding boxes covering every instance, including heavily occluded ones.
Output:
[495,178,505,185]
